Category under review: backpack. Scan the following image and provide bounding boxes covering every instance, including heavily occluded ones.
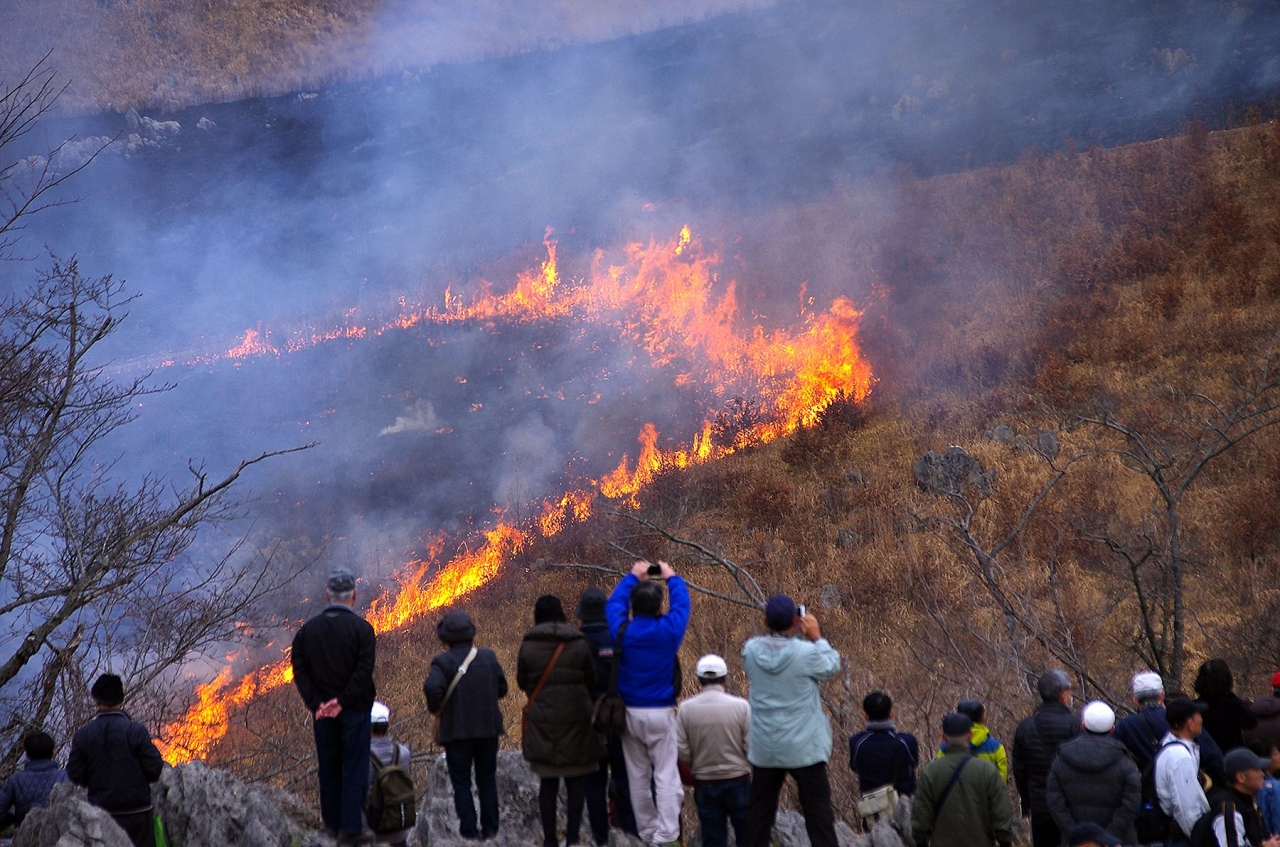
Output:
[1189,790,1237,847]
[1136,742,1175,843]
[366,746,416,834]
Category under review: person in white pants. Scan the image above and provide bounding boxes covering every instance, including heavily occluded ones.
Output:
[606,560,691,847]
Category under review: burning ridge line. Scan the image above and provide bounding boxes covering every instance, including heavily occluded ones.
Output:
[156,226,873,764]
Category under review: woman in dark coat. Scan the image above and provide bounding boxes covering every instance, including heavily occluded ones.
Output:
[1195,658,1258,751]
[519,595,607,847]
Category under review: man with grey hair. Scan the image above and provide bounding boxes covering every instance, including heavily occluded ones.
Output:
[292,568,378,845]
[1114,670,1226,787]
[1013,669,1079,847]
[912,712,1013,847]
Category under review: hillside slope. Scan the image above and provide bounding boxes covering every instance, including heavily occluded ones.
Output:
[207,118,1280,826]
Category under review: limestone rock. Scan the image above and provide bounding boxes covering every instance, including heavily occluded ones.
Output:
[154,760,336,847]
[913,446,995,497]
[416,750,542,847]
[12,783,133,847]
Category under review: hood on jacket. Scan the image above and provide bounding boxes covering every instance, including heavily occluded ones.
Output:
[524,621,583,642]
[1056,733,1129,773]
[437,609,476,644]
[744,634,802,674]
[971,723,992,746]
[575,588,607,624]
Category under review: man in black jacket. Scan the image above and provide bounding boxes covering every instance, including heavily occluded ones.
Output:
[849,691,919,830]
[1013,669,1080,847]
[576,587,637,840]
[424,608,508,841]
[67,674,164,847]
[291,568,378,845]
[1045,701,1140,844]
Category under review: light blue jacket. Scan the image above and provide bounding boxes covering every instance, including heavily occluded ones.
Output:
[742,633,841,768]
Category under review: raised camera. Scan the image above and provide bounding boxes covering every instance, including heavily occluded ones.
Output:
[647,562,662,577]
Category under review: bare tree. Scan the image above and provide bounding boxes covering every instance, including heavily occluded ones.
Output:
[0,257,312,766]
[1070,337,1280,688]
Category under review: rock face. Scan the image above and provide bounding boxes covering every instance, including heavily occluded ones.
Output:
[913,446,995,497]
[153,760,337,847]
[13,754,911,847]
[11,783,133,847]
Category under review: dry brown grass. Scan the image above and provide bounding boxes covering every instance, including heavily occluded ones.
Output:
[205,120,1280,837]
[0,0,776,113]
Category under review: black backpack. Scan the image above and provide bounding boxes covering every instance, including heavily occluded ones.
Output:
[1136,742,1175,843]
[1189,789,1237,847]
[366,746,416,834]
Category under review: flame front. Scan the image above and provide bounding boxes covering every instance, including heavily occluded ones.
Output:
[158,227,872,764]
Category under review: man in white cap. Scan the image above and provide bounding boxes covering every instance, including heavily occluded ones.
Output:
[1045,701,1140,844]
[676,654,751,847]
[367,701,413,847]
[1114,670,1226,787]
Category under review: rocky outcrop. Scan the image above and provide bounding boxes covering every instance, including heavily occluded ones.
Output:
[153,760,336,847]
[14,754,913,847]
[11,783,133,847]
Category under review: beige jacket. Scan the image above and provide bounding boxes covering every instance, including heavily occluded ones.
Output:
[676,684,751,781]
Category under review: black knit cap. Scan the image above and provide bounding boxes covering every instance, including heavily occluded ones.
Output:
[91,673,125,706]
[575,588,607,624]
[534,594,566,624]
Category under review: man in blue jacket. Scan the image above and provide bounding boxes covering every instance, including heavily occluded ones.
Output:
[742,594,842,847]
[606,560,690,847]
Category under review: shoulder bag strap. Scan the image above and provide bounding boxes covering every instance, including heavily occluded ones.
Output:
[608,620,630,696]
[933,756,973,818]
[525,642,568,710]
[440,645,479,712]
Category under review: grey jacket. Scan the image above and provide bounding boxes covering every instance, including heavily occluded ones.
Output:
[1045,733,1140,844]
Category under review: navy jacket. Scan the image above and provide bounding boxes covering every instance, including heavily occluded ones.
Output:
[579,621,615,700]
[291,603,377,714]
[0,759,68,825]
[67,710,163,814]
[423,642,508,742]
[1113,703,1225,788]
[850,722,920,795]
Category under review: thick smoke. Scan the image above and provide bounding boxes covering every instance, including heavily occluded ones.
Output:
[3,0,1279,609]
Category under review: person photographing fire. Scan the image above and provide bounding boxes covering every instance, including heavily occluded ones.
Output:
[291,568,378,845]
[605,560,690,847]
[741,594,841,847]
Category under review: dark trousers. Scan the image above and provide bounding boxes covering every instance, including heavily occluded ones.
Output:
[539,774,589,847]
[314,708,371,836]
[606,732,637,836]
[445,736,501,838]
[744,762,838,847]
[1030,811,1060,847]
[694,780,750,847]
[583,765,610,845]
[113,811,155,847]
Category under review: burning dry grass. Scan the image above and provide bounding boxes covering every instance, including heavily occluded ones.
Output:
[0,0,777,113]
[180,118,1280,832]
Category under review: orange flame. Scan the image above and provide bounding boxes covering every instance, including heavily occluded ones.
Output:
[157,226,873,764]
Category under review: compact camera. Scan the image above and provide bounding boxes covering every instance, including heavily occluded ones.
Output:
[647,562,662,577]
[796,604,807,618]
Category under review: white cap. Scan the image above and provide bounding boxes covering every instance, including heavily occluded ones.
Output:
[1082,700,1115,734]
[371,701,391,723]
[1132,671,1164,698]
[695,654,728,680]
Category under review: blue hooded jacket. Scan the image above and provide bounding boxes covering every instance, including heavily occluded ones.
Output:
[605,574,689,707]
